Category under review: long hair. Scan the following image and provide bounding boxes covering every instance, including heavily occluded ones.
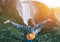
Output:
[28,18,34,28]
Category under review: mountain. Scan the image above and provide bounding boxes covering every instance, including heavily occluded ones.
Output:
[0,7,24,25]
[30,1,57,29]
[0,0,24,25]
[0,0,16,9]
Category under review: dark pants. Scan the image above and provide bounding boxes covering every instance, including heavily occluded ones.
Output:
[26,40,32,42]
[24,35,32,42]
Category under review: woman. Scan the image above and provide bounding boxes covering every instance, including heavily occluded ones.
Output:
[4,18,52,42]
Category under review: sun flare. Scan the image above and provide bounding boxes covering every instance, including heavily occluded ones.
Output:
[30,0,60,8]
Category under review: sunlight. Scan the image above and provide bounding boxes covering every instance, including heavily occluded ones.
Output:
[36,0,60,8]
[19,0,60,8]
[23,0,60,8]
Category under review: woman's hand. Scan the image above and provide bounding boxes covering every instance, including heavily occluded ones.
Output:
[47,19,52,22]
[26,32,35,40]
[4,20,10,24]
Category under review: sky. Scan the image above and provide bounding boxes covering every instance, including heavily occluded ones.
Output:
[20,0,60,8]
[37,0,60,8]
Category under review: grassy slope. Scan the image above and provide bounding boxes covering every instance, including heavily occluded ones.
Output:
[0,16,24,42]
[0,16,60,42]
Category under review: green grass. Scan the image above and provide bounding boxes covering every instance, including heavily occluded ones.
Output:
[0,16,60,42]
[0,16,24,42]
[33,27,60,42]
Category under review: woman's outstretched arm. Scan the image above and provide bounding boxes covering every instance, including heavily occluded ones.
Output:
[34,19,52,29]
[4,20,30,32]
[34,19,52,35]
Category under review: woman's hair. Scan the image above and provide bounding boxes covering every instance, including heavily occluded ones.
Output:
[28,18,34,27]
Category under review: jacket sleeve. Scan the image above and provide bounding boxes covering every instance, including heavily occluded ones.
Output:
[34,28,41,35]
[34,19,48,29]
[34,19,48,35]
[9,21,29,31]
[9,21,35,33]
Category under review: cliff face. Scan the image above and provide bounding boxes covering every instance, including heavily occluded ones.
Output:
[0,0,16,9]
[33,1,50,23]
[0,7,24,25]
[32,1,56,23]
[0,0,24,25]
[31,1,57,29]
